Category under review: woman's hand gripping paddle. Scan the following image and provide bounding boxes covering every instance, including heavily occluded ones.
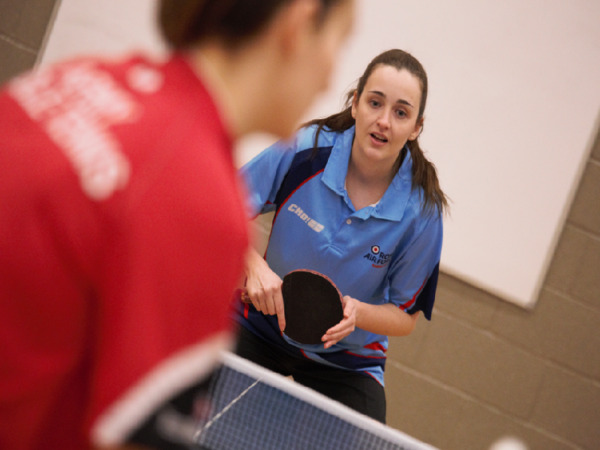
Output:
[242,269,344,345]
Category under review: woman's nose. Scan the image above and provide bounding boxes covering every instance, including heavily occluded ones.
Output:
[376,109,391,128]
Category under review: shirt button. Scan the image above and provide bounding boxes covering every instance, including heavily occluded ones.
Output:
[346,219,352,225]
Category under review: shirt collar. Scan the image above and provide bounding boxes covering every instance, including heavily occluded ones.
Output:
[321,126,414,221]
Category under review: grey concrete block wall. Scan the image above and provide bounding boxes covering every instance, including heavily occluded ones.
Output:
[0,0,58,84]
[387,127,600,449]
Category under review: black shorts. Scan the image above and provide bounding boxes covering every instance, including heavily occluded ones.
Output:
[235,325,387,423]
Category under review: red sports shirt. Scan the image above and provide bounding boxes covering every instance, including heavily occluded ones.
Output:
[0,54,248,449]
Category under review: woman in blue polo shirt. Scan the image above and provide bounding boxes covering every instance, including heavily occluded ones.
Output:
[237,49,448,423]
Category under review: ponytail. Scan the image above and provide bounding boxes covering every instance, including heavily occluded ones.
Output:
[406,137,448,215]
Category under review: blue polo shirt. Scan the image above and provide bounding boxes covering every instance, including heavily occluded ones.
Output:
[237,125,443,385]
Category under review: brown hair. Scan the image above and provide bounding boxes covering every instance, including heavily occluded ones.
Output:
[305,49,448,215]
[158,0,346,50]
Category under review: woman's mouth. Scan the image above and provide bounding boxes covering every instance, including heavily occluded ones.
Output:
[370,133,388,143]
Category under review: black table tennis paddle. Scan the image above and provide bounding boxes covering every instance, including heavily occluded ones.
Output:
[242,269,344,345]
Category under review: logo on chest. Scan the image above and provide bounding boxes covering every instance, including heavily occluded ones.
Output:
[364,245,391,268]
[287,204,324,233]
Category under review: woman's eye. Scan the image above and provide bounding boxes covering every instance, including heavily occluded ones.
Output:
[369,99,380,108]
[395,109,406,118]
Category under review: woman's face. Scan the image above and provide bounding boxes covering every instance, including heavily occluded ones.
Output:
[351,65,423,168]
[269,0,355,137]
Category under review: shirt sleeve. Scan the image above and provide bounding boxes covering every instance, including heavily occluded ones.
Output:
[239,130,310,218]
[386,210,444,320]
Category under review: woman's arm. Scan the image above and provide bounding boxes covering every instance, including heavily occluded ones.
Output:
[322,297,419,349]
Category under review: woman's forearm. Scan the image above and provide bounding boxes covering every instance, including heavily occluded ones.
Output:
[355,301,419,336]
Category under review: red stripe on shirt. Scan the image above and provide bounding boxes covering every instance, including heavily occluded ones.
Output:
[344,350,386,360]
[400,277,427,312]
[364,342,387,353]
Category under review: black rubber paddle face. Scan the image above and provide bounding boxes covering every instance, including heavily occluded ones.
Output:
[282,270,344,345]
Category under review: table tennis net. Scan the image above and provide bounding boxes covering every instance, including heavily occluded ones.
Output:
[194,352,436,450]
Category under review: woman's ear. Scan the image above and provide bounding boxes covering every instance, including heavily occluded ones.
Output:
[351,91,358,119]
[409,117,424,141]
[272,0,320,56]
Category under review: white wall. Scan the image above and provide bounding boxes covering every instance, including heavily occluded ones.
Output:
[41,0,600,308]
[40,0,164,65]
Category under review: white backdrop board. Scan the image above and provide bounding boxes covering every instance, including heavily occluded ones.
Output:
[41,0,600,308]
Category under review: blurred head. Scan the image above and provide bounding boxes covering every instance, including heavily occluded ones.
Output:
[159,0,349,50]
[158,0,355,138]
[270,0,354,137]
